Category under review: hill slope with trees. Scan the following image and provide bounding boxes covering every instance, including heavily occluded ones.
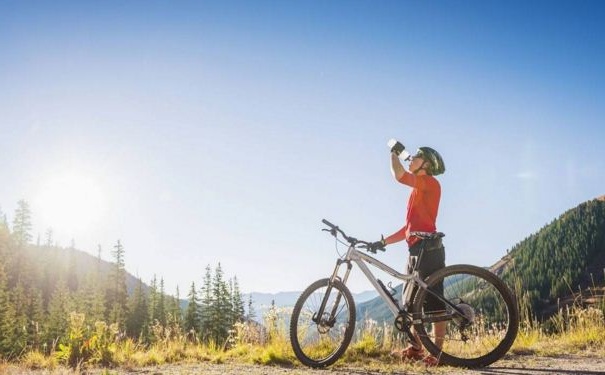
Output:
[499,197,605,317]
[0,200,249,360]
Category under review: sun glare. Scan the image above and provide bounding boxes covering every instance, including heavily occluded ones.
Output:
[34,172,106,240]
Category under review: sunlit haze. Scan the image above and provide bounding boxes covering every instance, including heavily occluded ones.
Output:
[1,1,604,296]
[33,170,107,242]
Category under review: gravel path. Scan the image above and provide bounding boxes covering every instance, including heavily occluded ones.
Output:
[111,356,605,375]
[6,355,605,375]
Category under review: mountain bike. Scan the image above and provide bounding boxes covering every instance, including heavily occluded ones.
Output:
[289,219,519,368]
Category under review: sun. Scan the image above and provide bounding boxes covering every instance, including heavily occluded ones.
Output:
[34,171,106,239]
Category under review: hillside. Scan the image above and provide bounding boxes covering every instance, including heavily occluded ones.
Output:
[356,197,605,322]
[499,197,605,317]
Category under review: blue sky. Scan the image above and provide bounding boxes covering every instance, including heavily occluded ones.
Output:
[1,0,604,294]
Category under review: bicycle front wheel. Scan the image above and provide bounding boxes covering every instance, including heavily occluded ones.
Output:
[412,264,519,368]
[289,278,356,368]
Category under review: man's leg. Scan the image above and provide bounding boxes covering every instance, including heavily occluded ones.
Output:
[434,321,446,349]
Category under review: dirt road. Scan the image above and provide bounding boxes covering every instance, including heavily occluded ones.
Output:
[109,356,605,375]
[6,355,604,375]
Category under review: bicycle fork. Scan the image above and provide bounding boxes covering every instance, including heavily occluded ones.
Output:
[312,259,353,326]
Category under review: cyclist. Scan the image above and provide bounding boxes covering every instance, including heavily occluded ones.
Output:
[370,143,446,366]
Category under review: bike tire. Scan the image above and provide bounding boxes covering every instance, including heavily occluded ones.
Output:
[412,264,519,368]
[289,278,356,368]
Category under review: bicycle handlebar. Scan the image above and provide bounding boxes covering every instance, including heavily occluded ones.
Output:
[321,219,384,253]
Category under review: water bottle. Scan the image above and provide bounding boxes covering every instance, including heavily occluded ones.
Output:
[387,138,410,160]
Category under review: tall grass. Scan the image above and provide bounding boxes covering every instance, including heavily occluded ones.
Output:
[511,280,605,357]
[11,294,605,372]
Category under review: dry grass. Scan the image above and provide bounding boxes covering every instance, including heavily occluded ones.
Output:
[4,302,605,373]
[511,305,605,357]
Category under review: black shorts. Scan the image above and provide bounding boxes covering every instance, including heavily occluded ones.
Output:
[407,238,446,312]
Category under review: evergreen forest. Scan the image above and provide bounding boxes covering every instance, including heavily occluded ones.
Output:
[499,198,605,317]
[0,200,251,360]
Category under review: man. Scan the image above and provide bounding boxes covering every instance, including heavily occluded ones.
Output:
[370,142,446,366]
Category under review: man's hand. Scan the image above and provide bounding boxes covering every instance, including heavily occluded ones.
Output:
[368,237,386,253]
[390,141,405,155]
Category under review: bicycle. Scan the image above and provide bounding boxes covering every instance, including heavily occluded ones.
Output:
[289,219,519,368]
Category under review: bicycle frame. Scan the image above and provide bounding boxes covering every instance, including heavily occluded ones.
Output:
[320,243,469,326]
[327,244,421,317]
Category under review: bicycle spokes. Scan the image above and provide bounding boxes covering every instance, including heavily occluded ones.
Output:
[413,265,519,368]
[290,278,356,368]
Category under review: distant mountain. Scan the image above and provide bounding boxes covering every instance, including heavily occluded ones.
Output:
[244,289,378,321]
[355,197,605,323]
[36,246,152,295]
[356,283,403,323]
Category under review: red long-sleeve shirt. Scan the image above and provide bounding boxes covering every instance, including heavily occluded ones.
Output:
[385,172,441,247]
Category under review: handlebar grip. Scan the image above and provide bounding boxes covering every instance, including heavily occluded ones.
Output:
[322,219,336,228]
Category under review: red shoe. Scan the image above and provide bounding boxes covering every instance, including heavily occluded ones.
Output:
[423,354,440,367]
[391,345,425,361]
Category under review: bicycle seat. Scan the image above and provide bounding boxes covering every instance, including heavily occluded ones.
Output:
[410,231,445,240]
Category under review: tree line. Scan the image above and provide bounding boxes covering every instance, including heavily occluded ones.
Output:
[500,199,605,316]
[0,200,252,359]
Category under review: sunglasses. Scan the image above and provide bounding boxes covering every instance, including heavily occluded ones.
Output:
[405,153,423,162]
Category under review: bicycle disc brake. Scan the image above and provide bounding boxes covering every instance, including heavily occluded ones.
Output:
[313,312,335,334]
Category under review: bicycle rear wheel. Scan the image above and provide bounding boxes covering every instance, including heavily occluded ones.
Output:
[289,278,356,368]
[412,264,519,368]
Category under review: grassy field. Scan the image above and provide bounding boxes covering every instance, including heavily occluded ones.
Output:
[2,302,604,374]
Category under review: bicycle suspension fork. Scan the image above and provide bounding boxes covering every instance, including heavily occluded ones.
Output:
[313,259,353,326]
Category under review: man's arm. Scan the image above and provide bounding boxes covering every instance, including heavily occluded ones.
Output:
[384,226,406,245]
[390,152,406,181]
[391,152,419,187]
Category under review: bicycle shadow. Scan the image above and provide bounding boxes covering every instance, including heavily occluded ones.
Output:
[472,367,605,375]
[335,365,605,375]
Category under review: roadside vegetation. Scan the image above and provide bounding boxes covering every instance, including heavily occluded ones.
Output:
[1,293,604,374]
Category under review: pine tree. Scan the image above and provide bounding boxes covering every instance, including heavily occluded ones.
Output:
[148,275,159,325]
[77,269,105,326]
[158,278,166,326]
[126,278,149,340]
[169,286,182,328]
[12,200,33,247]
[0,262,16,356]
[199,265,213,342]
[184,282,200,339]
[45,278,72,347]
[89,243,106,322]
[24,287,44,351]
[45,228,54,247]
[107,240,128,328]
[10,282,29,353]
[210,263,231,344]
[230,276,245,324]
[246,294,256,322]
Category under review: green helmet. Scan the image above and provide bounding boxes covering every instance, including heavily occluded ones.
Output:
[416,147,445,176]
